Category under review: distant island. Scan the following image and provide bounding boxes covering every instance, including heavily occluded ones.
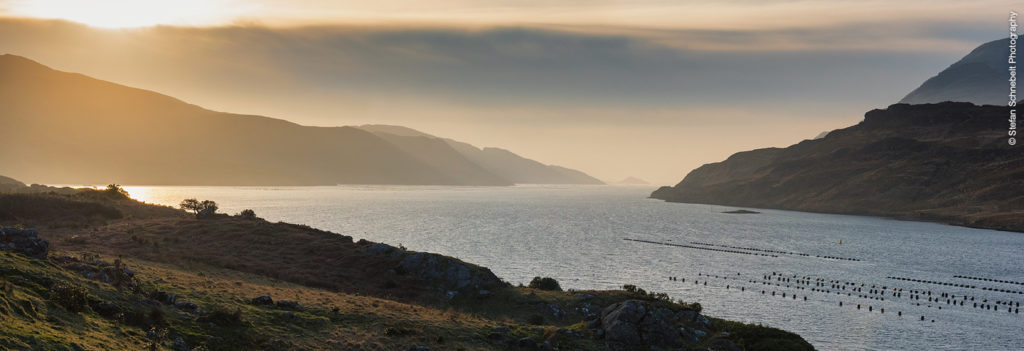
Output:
[0,55,600,187]
[723,209,760,214]
[0,177,812,350]
[615,176,650,185]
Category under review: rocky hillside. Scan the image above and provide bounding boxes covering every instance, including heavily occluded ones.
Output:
[652,102,1023,232]
[900,38,1010,105]
[0,182,812,350]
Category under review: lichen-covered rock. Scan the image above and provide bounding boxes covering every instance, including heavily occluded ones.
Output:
[537,302,567,320]
[276,300,300,310]
[251,295,274,305]
[640,307,683,348]
[594,299,713,349]
[0,227,48,258]
[600,300,646,345]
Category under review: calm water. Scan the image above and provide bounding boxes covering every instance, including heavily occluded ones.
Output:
[118,185,1023,351]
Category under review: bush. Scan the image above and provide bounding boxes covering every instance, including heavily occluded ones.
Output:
[239,209,257,219]
[104,184,130,199]
[49,281,89,313]
[527,314,545,325]
[528,277,562,291]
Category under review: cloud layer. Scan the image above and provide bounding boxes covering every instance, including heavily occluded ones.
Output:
[0,15,1009,182]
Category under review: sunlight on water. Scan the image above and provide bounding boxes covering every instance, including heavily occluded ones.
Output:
[106,185,1024,351]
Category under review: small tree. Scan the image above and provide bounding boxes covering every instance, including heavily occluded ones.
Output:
[180,199,201,214]
[179,198,218,217]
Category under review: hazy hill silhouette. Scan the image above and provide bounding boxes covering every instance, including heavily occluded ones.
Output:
[0,55,515,186]
[359,125,604,185]
[652,102,1023,232]
[901,38,1011,105]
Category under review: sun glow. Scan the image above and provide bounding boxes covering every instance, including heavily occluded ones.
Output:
[6,0,248,28]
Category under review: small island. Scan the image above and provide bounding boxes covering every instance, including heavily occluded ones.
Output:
[723,209,761,214]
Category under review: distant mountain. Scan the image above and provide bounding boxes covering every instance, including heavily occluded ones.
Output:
[358,125,604,185]
[652,102,1023,232]
[360,131,512,186]
[0,54,516,186]
[616,177,649,185]
[900,38,1011,105]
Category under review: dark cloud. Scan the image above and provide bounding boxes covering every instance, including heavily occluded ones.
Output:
[0,18,990,119]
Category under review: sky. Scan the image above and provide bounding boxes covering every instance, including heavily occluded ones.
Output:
[0,0,1018,184]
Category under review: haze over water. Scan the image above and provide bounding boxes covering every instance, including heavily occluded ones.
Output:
[119,185,1023,351]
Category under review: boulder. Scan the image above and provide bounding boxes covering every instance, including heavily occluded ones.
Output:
[174,301,198,312]
[0,227,48,258]
[596,300,711,348]
[639,307,683,348]
[151,291,177,305]
[251,296,274,305]
[92,301,121,318]
[276,300,300,310]
[600,300,646,345]
[679,327,706,345]
[537,302,566,320]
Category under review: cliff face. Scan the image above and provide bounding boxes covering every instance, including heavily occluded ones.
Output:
[652,102,1024,232]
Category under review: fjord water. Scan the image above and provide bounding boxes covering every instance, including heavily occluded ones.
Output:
[123,185,1023,351]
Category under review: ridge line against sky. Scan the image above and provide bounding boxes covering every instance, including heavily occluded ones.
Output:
[0,0,1018,183]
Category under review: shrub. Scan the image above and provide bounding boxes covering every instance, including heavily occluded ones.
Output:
[49,281,89,313]
[104,184,130,199]
[528,277,562,291]
[239,209,257,219]
[527,314,545,325]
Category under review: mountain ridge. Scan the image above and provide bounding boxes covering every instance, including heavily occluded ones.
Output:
[900,38,1011,105]
[356,125,605,185]
[0,54,598,186]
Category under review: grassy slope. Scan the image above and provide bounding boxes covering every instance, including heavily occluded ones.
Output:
[1,190,813,350]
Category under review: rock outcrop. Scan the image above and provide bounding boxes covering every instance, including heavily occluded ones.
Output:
[397,251,508,294]
[0,227,48,258]
[589,299,722,349]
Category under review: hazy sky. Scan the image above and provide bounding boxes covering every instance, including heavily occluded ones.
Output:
[0,1,1017,183]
